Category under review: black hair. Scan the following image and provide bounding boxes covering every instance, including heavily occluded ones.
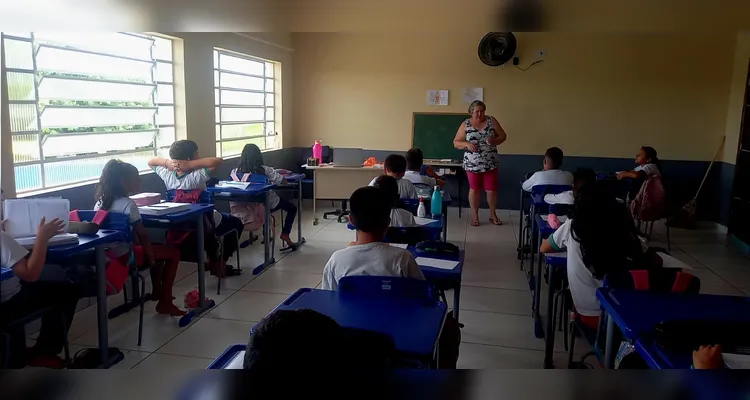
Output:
[350,186,391,234]
[373,175,404,210]
[244,309,342,371]
[169,140,198,160]
[383,154,407,175]
[237,143,266,175]
[95,159,139,210]
[406,148,424,171]
[641,146,662,171]
[544,147,564,169]
[570,181,642,280]
[573,168,597,195]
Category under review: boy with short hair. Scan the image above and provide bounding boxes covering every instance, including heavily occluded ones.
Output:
[368,154,418,199]
[372,175,416,227]
[404,148,445,188]
[521,147,574,192]
[322,186,424,290]
[148,140,245,276]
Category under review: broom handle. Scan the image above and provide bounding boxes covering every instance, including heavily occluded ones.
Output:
[693,136,726,199]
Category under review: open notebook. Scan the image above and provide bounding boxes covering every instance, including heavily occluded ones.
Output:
[3,199,78,248]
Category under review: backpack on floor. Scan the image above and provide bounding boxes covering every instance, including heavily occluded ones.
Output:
[629,175,666,222]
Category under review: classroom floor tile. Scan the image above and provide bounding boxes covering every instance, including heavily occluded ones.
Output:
[38,202,750,373]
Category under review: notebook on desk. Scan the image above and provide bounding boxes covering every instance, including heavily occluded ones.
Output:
[3,198,78,248]
[138,202,192,216]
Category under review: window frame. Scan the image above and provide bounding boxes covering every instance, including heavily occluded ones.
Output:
[213,48,278,158]
[2,32,177,194]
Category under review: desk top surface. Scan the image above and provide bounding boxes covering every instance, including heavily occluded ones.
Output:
[596,288,750,339]
[140,203,214,222]
[275,288,446,357]
[46,230,128,257]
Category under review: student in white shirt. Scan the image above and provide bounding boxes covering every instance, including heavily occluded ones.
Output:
[544,168,597,205]
[521,147,574,192]
[372,175,416,227]
[368,154,418,199]
[322,186,424,291]
[540,181,647,330]
[404,148,445,188]
[0,218,82,368]
[617,146,662,180]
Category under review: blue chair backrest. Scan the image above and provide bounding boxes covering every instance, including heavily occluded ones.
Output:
[549,203,572,216]
[531,184,572,196]
[413,183,433,198]
[337,275,437,303]
[603,269,701,294]
[165,189,213,204]
[384,226,440,245]
[76,210,132,240]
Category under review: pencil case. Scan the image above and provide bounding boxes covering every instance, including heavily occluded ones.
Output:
[130,192,162,206]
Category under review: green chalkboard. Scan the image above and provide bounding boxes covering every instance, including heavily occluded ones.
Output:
[411,112,468,161]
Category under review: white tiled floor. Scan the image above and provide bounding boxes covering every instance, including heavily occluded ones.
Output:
[40,201,749,371]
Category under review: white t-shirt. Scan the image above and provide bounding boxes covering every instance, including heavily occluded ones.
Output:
[403,170,437,187]
[549,219,602,317]
[390,208,416,227]
[634,163,661,177]
[1,231,29,302]
[522,169,574,192]
[321,242,425,291]
[368,176,418,199]
[94,197,140,258]
[544,190,574,205]
[153,166,222,226]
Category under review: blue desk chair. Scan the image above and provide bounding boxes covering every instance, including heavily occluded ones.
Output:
[76,211,152,347]
[338,276,438,303]
[565,269,701,369]
[519,184,572,270]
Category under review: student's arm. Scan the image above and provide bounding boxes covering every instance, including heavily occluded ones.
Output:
[11,218,64,282]
[521,173,537,192]
[181,157,224,173]
[541,219,569,254]
[487,117,508,146]
[149,157,176,170]
[321,260,337,290]
[453,124,477,152]
[617,170,643,180]
[133,222,155,265]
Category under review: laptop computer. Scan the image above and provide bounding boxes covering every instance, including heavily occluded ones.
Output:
[333,148,365,167]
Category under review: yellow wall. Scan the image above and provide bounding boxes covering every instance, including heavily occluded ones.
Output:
[722,32,750,164]
[292,32,735,161]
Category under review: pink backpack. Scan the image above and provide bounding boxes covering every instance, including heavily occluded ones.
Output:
[629,175,666,222]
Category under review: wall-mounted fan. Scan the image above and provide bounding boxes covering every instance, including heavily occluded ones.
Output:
[477,32,517,67]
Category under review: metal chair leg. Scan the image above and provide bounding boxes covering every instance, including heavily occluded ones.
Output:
[234,229,241,272]
[567,321,577,368]
[60,313,71,365]
[137,274,145,347]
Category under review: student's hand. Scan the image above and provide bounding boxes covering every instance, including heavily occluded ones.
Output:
[693,345,724,369]
[616,172,626,180]
[37,217,65,241]
[170,159,185,172]
[464,142,477,152]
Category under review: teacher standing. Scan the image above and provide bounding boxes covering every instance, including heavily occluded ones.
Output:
[453,100,507,227]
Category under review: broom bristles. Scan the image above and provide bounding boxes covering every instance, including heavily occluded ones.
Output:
[668,198,697,228]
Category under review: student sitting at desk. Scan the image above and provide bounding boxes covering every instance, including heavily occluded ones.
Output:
[544,168,597,205]
[372,175,416,228]
[148,140,244,277]
[94,160,186,316]
[368,154,418,199]
[231,143,298,250]
[322,186,424,291]
[617,146,661,181]
[540,182,655,330]
[405,148,445,188]
[0,218,82,368]
[521,147,573,192]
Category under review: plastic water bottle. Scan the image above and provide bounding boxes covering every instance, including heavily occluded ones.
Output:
[417,198,426,218]
[431,186,443,217]
[312,140,323,164]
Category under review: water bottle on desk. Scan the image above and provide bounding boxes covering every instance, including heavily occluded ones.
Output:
[312,140,323,165]
[417,198,426,218]
[431,186,443,218]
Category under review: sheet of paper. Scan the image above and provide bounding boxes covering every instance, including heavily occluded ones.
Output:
[3,199,70,238]
[723,353,750,369]
[226,351,246,369]
[426,90,449,106]
[216,181,252,189]
[415,257,459,270]
[388,243,408,249]
[462,87,484,103]
[414,216,438,226]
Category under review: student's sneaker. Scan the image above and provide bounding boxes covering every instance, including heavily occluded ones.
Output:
[26,353,65,369]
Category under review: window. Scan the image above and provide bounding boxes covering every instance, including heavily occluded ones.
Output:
[214,49,278,158]
[2,32,176,193]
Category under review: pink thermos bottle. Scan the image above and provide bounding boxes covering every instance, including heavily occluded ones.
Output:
[312,140,323,164]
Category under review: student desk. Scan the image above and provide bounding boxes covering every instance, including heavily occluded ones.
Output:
[408,246,464,321]
[207,182,281,275]
[346,217,444,242]
[207,344,246,369]
[596,288,750,369]
[301,165,384,225]
[531,214,565,329]
[45,230,128,368]
[423,159,464,218]
[541,252,567,368]
[141,204,216,327]
[272,288,447,365]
